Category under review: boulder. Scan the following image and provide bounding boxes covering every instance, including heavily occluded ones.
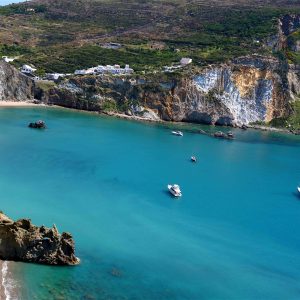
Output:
[0,212,79,265]
[214,131,226,138]
[28,120,46,129]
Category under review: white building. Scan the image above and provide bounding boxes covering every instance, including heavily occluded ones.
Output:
[2,56,15,63]
[74,67,96,75]
[180,58,192,66]
[124,64,134,74]
[21,64,37,75]
[81,64,134,75]
[46,73,65,81]
[74,64,134,76]
[101,43,122,50]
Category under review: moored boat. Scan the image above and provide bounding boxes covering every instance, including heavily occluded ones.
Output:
[172,131,183,136]
[227,131,234,138]
[168,184,182,197]
[191,156,197,162]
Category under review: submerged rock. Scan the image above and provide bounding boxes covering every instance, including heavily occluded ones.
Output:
[213,131,234,140]
[28,120,46,129]
[214,131,226,138]
[0,212,79,265]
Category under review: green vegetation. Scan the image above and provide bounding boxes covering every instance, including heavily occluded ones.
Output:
[0,0,299,74]
[268,100,300,130]
[35,80,56,92]
[0,3,46,15]
[0,44,31,57]
[102,99,117,112]
[285,29,300,64]
[13,45,181,73]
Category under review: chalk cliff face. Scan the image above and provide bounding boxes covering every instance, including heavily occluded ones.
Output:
[142,57,294,125]
[186,57,291,125]
[0,61,34,102]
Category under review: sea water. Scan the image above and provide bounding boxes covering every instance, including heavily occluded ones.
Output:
[0,107,299,300]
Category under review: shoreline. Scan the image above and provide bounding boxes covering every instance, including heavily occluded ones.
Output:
[0,101,298,136]
[246,124,299,135]
[0,260,20,300]
[0,101,45,107]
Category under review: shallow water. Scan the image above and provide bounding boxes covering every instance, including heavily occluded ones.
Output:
[0,107,299,300]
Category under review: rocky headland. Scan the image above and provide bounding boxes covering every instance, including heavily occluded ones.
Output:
[34,53,298,127]
[0,61,34,102]
[0,14,299,132]
[0,212,79,266]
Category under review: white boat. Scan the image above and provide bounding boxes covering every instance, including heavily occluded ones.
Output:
[168,184,182,197]
[298,186,300,193]
[172,131,183,136]
[191,156,197,162]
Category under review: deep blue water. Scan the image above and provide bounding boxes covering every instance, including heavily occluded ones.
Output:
[0,107,299,300]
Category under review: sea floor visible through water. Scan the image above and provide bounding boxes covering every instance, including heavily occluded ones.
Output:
[0,106,299,300]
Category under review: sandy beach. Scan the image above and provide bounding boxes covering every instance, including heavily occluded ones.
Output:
[0,101,42,107]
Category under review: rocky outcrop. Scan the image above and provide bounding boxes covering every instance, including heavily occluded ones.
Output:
[28,120,46,129]
[267,14,300,51]
[0,61,34,102]
[189,56,292,125]
[0,212,79,265]
[37,54,297,126]
[36,76,161,121]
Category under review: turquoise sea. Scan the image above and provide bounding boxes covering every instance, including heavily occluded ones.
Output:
[0,107,300,300]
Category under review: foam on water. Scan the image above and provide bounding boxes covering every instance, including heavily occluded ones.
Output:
[1,261,20,300]
[0,107,299,300]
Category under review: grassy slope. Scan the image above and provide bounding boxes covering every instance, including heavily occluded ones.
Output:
[0,0,299,73]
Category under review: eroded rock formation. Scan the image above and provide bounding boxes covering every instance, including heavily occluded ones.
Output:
[0,61,34,102]
[37,53,298,126]
[0,212,79,265]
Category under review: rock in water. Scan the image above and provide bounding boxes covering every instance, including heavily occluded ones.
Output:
[28,120,46,129]
[0,212,79,265]
[214,131,226,138]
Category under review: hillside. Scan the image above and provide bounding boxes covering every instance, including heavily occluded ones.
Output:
[0,0,299,73]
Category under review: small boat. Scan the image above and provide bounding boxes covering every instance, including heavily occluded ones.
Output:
[227,131,234,138]
[191,156,197,162]
[172,131,183,136]
[168,184,182,197]
[298,186,300,193]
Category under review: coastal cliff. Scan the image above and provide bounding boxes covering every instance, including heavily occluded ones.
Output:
[5,13,300,128]
[0,212,79,265]
[0,61,34,102]
[36,54,299,126]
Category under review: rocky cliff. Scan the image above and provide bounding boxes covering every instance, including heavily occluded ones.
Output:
[0,212,79,265]
[272,14,300,51]
[38,54,299,126]
[0,61,34,102]
[8,13,300,127]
